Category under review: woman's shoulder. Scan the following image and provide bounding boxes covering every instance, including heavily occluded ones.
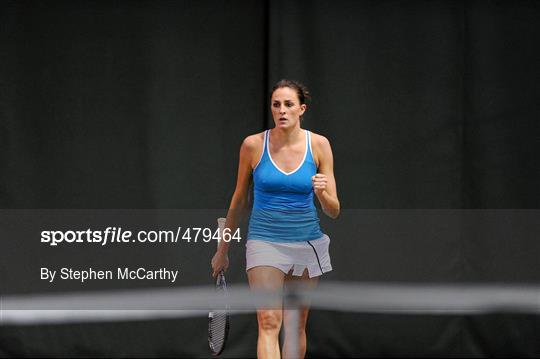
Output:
[240,132,266,168]
[242,131,265,151]
[307,131,333,168]
[308,130,331,149]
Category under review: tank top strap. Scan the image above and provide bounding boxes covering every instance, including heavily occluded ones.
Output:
[264,129,269,154]
[253,130,269,172]
[306,130,314,160]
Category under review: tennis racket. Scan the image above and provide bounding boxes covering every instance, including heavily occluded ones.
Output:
[208,217,230,356]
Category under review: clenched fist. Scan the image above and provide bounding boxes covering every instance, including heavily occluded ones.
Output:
[312,173,328,195]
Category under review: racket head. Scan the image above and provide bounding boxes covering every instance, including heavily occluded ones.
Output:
[208,270,230,356]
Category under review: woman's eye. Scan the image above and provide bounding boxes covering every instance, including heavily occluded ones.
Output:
[286,103,293,107]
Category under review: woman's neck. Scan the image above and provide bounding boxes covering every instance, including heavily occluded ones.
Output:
[271,126,303,146]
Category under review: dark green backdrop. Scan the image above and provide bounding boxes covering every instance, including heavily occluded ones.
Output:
[1,0,539,357]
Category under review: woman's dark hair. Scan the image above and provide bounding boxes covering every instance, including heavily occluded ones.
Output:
[271,79,311,105]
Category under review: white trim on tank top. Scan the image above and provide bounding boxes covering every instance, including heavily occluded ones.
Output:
[267,129,308,176]
[307,130,313,160]
[252,131,267,172]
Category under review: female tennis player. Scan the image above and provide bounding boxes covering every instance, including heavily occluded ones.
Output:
[211,79,340,358]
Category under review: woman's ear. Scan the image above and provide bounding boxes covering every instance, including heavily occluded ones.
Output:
[300,103,307,116]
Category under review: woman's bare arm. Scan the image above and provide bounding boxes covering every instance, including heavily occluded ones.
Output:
[211,135,259,276]
[312,134,340,219]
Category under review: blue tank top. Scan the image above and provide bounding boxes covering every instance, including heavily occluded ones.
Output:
[247,129,323,242]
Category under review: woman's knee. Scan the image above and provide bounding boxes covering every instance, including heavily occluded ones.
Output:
[283,308,310,332]
[257,310,282,333]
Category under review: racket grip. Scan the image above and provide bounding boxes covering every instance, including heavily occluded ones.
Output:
[217,217,226,248]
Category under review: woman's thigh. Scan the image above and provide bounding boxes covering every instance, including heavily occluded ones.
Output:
[248,266,286,321]
[283,268,319,328]
[248,265,286,289]
[284,267,319,289]
[248,265,286,308]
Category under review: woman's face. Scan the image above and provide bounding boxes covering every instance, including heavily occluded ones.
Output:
[270,87,306,130]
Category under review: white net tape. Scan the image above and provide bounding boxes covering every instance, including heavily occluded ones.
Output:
[2,282,539,325]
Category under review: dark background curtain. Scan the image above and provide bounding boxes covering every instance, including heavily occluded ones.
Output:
[1,0,539,357]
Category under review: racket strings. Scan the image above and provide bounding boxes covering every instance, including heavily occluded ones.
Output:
[208,271,230,355]
[209,311,228,350]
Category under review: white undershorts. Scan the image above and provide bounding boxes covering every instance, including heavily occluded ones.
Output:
[246,234,332,278]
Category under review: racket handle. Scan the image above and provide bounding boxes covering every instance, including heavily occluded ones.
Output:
[217,217,226,249]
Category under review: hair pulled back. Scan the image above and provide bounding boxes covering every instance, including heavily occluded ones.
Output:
[271,79,311,105]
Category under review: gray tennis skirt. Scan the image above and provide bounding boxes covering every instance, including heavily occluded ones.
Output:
[246,234,332,278]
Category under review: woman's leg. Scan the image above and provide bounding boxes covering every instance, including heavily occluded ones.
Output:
[282,269,319,359]
[248,266,286,359]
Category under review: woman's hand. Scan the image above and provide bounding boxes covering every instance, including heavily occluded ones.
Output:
[312,173,328,195]
[211,251,229,278]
